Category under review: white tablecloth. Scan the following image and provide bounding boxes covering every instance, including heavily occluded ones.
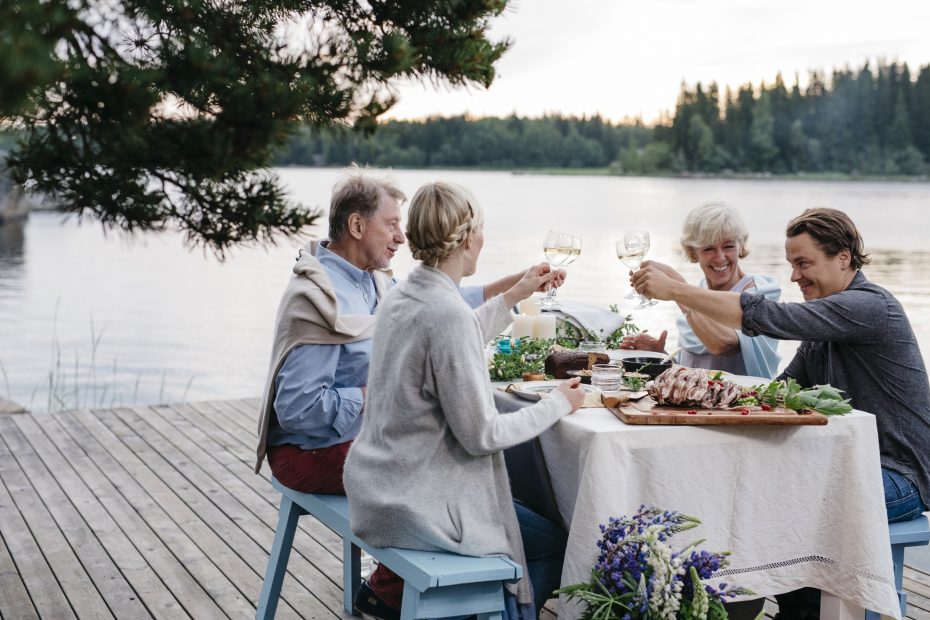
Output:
[539,407,901,618]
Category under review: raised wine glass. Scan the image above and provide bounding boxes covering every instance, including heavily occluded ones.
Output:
[616,230,657,309]
[618,230,650,299]
[541,231,580,311]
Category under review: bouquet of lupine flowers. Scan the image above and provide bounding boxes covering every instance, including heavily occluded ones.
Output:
[556,506,754,620]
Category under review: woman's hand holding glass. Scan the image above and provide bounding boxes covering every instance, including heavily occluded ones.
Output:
[630,260,684,302]
[541,230,581,310]
[617,231,657,309]
[503,263,563,309]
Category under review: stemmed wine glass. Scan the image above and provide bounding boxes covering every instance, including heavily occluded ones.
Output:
[618,230,650,299]
[616,230,657,309]
[541,230,581,310]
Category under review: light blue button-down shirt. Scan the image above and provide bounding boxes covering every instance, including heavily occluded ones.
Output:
[268,242,485,450]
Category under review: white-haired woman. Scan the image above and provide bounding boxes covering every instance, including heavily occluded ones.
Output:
[621,202,781,378]
[344,182,585,619]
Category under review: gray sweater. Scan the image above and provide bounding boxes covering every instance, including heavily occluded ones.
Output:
[742,271,930,508]
[343,264,570,607]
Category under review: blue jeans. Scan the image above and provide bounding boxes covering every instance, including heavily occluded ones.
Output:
[884,467,925,522]
[514,500,567,614]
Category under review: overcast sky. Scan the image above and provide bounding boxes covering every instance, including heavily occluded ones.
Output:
[384,0,930,123]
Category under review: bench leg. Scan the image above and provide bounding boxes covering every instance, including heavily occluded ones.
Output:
[256,496,302,620]
[344,539,361,614]
[400,582,421,620]
[891,545,905,590]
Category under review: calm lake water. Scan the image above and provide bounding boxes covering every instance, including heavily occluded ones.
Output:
[2,169,929,411]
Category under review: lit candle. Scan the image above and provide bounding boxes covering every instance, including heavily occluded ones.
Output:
[533,315,557,339]
[512,314,535,340]
[518,298,541,316]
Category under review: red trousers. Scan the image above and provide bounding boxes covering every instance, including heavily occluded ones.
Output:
[267,442,404,609]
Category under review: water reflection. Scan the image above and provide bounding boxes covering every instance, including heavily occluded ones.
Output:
[0,217,25,262]
[0,218,25,312]
[2,171,930,412]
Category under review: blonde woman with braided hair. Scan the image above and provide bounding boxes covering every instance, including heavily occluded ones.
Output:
[345,181,585,619]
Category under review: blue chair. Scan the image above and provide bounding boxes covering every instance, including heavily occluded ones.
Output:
[864,514,930,619]
[257,477,522,619]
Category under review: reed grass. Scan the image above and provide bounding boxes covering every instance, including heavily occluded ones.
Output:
[0,359,11,401]
[4,305,196,413]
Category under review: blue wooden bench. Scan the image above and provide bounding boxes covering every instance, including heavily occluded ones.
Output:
[864,514,930,620]
[257,477,522,620]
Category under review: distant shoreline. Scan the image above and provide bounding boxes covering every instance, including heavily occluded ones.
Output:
[529,169,930,183]
[279,164,930,183]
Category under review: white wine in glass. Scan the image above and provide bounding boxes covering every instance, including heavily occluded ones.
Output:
[617,231,657,309]
[541,231,580,310]
[618,230,650,299]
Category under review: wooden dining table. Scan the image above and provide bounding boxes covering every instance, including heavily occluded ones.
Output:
[498,368,902,619]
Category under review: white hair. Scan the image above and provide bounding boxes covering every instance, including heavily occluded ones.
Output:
[679,201,749,262]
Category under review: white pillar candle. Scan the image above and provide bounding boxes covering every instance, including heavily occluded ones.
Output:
[533,315,557,340]
[518,298,541,316]
[512,314,535,340]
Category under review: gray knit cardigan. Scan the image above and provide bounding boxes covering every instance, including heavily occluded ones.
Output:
[343,264,570,608]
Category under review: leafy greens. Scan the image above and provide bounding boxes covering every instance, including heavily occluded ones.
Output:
[741,378,852,416]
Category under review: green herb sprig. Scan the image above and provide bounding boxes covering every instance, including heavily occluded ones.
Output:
[488,337,554,382]
[740,378,852,416]
[490,306,639,382]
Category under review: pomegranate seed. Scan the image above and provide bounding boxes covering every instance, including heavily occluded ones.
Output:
[687,409,697,415]
[760,403,772,411]
[740,408,750,415]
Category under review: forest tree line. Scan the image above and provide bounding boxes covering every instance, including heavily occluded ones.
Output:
[276,59,930,176]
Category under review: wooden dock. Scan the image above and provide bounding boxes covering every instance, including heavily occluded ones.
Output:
[0,398,929,618]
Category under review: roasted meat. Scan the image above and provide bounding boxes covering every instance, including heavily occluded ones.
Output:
[647,366,743,409]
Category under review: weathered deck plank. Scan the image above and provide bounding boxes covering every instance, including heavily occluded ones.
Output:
[71,405,265,619]
[113,404,341,616]
[150,404,347,584]
[179,400,346,559]
[0,484,40,620]
[0,415,152,619]
[28,407,213,619]
[1,398,928,619]
[51,406,239,618]
[905,566,930,618]
[0,425,96,618]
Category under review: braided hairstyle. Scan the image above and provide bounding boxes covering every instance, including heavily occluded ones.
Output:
[406,182,483,267]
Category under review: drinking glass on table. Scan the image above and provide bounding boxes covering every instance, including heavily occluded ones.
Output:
[590,364,622,391]
[616,230,657,309]
[541,230,581,310]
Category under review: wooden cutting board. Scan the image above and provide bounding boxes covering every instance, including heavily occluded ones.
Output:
[607,397,828,426]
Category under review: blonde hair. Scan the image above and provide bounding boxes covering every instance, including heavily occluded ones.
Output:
[406,182,484,267]
[679,201,750,262]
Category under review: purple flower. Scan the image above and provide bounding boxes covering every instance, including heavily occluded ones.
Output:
[566,505,752,615]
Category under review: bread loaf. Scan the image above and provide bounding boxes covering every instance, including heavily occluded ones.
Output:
[544,351,610,379]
